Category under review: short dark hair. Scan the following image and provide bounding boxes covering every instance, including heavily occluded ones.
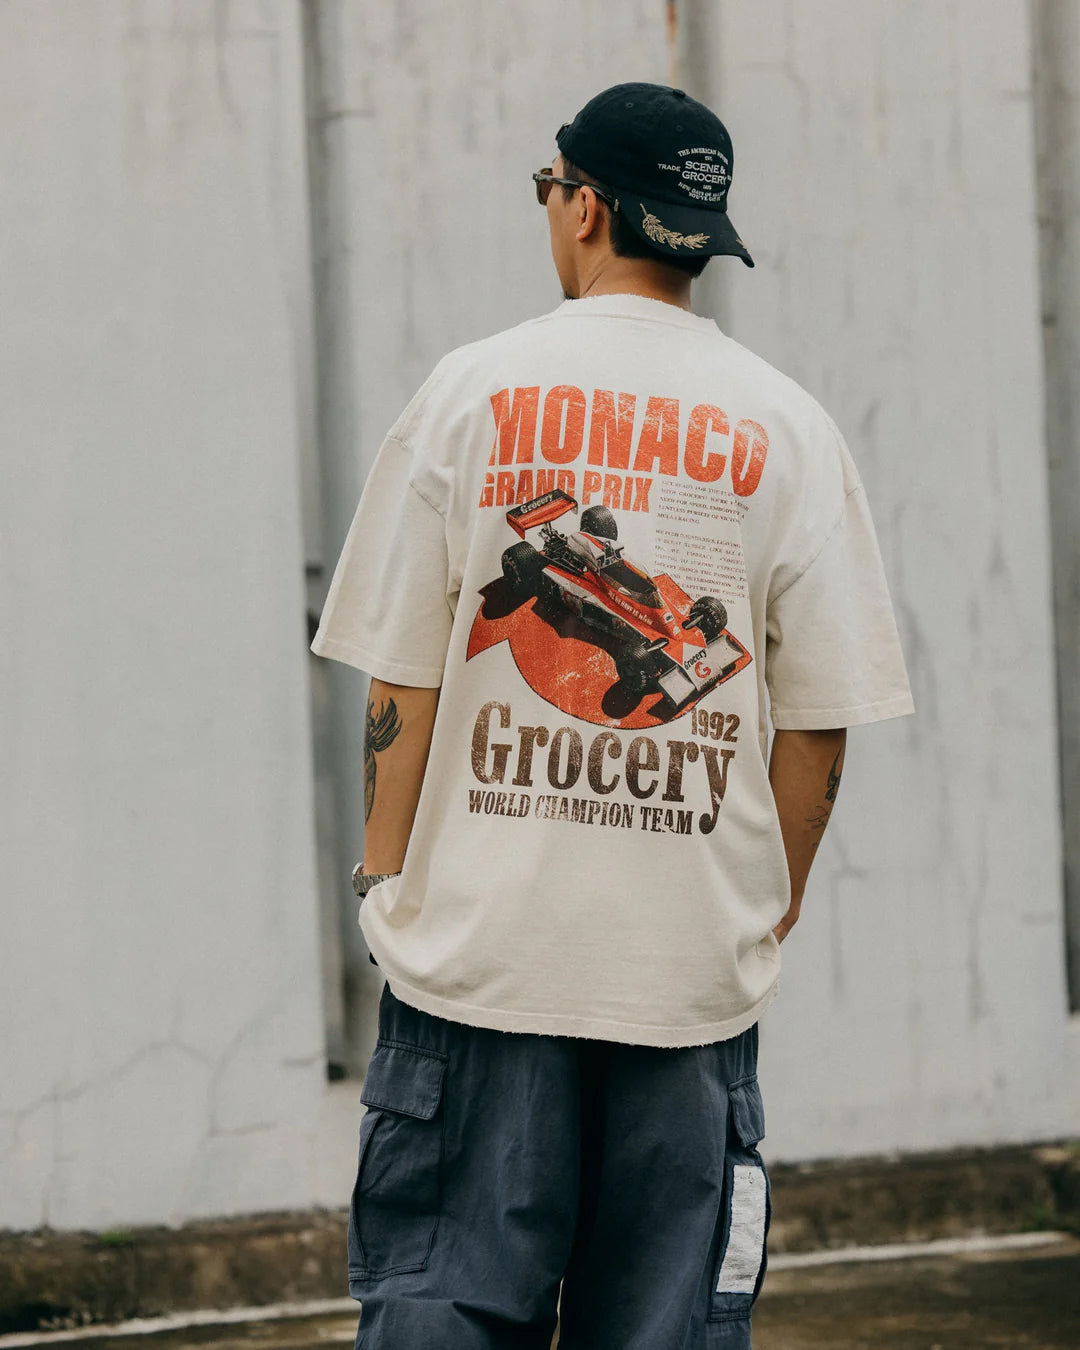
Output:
[560,159,710,279]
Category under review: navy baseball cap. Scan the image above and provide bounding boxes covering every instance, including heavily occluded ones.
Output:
[556,83,753,266]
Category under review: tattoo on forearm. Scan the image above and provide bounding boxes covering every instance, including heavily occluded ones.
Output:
[825,750,843,802]
[364,696,403,821]
[804,804,830,851]
[803,750,843,853]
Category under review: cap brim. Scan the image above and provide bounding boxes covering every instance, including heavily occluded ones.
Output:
[616,190,754,267]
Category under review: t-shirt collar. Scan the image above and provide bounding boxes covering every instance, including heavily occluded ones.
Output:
[553,292,719,332]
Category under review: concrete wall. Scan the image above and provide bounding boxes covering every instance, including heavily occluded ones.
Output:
[0,1,325,1230]
[1,0,1076,1233]
[705,0,1078,1156]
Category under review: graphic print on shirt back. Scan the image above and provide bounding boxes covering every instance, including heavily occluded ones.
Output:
[464,383,766,729]
[467,489,751,728]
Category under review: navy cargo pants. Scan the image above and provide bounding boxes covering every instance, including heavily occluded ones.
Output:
[348,980,771,1349]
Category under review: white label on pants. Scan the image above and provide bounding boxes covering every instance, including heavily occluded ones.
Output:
[715,1164,766,1294]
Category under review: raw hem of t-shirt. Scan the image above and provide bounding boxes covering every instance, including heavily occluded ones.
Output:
[770,691,915,730]
[370,966,781,1049]
[309,634,444,687]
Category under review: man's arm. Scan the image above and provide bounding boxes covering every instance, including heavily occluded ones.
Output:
[361,677,439,873]
[768,727,847,942]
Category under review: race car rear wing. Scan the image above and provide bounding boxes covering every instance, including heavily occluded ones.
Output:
[506,489,577,538]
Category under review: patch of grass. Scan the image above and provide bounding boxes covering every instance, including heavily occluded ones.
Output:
[94,1228,135,1248]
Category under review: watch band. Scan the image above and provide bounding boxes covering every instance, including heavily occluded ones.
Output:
[352,865,400,898]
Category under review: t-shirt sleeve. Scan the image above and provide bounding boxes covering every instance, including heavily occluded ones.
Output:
[310,435,454,687]
[765,479,915,730]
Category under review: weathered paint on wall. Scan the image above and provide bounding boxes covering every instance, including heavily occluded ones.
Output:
[0,1,324,1229]
[712,0,1077,1156]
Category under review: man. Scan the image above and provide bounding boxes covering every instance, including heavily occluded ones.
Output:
[312,83,914,1350]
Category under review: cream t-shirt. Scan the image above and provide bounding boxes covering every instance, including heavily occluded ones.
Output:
[312,294,914,1047]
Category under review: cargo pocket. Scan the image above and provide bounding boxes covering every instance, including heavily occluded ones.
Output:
[707,1075,771,1337]
[347,1038,448,1284]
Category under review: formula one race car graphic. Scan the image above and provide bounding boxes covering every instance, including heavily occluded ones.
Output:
[496,489,747,709]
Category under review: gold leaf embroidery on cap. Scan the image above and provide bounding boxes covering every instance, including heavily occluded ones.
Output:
[641,206,709,250]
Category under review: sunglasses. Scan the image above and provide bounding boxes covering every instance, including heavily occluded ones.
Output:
[533,168,620,212]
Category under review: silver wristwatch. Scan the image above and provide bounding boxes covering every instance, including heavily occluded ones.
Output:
[352,864,400,898]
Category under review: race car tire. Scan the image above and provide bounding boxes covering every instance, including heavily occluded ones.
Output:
[502,541,544,599]
[615,638,654,695]
[579,505,618,540]
[689,596,728,642]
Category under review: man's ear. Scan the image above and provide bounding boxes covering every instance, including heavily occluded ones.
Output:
[575,187,604,243]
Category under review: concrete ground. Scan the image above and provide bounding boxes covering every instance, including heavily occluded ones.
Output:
[3,1234,1077,1350]
[755,1235,1080,1349]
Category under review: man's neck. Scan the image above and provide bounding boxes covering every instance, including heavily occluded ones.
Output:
[574,256,694,312]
